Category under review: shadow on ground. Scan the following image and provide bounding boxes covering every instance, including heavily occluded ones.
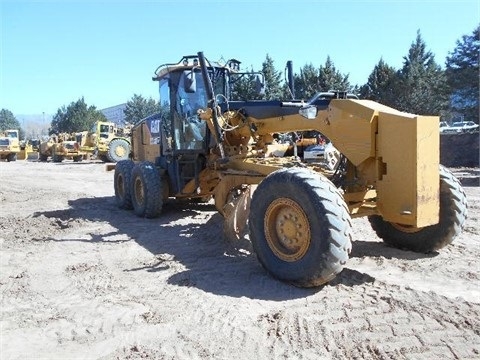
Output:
[33,196,429,300]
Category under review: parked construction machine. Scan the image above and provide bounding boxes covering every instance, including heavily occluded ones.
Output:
[77,121,131,162]
[0,129,22,161]
[0,130,40,161]
[19,139,40,160]
[112,52,468,287]
[39,133,87,162]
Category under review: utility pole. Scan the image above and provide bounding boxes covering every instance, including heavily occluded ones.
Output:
[42,112,46,137]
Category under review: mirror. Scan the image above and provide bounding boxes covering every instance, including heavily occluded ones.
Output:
[183,70,196,93]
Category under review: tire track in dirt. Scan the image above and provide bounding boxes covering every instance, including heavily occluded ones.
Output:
[255,281,479,359]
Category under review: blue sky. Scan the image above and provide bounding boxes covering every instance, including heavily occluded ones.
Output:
[1,0,479,118]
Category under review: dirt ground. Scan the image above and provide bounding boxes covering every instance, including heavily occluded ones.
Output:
[0,160,479,360]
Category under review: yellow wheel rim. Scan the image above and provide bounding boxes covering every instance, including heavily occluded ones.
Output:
[264,198,311,262]
[134,177,144,205]
[115,145,126,157]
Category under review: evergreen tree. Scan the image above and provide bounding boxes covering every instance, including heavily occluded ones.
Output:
[230,69,263,101]
[0,109,21,132]
[396,30,449,115]
[446,24,479,124]
[281,82,294,100]
[49,98,106,134]
[294,58,352,100]
[318,56,350,92]
[294,63,319,100]
[124,94,160,125]
[360,58,398,107]
[261,54,283,100]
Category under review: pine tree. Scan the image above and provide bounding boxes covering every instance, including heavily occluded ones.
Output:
[360,58,398,107]
[0,109,21,132]
[294,58,352,100]
[261,54,283,100]
[396,30,449,115]
[124,94,160,125]
[50,98,106,134]
[294,63,319,100]
[446,24,479,124]
[318,56,350,92]
[230,69,263,101]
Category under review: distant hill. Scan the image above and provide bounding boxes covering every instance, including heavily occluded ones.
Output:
[15,113,53,126]
[15,104,125,138]
[16,103,126,127]
[13,114,52,139]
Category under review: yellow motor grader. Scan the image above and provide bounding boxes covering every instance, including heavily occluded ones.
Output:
[112,52,468,287]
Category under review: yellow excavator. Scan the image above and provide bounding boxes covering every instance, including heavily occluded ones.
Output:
[112,52,468,287]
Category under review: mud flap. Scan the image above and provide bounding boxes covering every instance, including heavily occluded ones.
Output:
[223,185,251,241]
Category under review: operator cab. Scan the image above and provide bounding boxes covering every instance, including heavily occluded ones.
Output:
[155,56,233,152]
[151,54,265,196]
[95,122,114,139]
[152,55,233,195]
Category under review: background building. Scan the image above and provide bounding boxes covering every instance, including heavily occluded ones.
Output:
[100,103,126,125]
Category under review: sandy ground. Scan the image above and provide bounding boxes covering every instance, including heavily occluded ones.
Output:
[0,160,479,360]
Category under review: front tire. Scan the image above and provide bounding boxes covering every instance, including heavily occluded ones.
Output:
[7,153,17,162]
[98,154,109,162]
[107,138,130,163]
[131,161,163,218]
[368,165,468,252]
[114,160,135,209]
[249,167,352,287]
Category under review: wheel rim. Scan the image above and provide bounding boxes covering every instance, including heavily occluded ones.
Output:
[391,223,423,233]
[115,146,125,157]
[264,198,311,262]
[134,176,144,206]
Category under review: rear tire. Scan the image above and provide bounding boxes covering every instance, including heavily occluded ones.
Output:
[368,165,468,252]
[107,138,130,163]
[7,153,17,162]
[249,167,352,287]
[114,160,135,210]
[131,161,163,218]
[98,154,109,162]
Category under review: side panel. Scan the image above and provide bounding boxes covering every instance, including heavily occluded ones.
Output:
[376,113,439,227]
[325,100,377,166]
[132,119,161,163]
